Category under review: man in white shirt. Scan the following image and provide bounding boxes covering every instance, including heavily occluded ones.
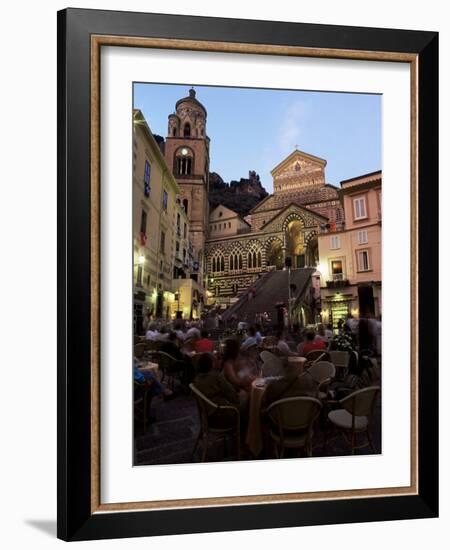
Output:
[145,324,160,341]
[276,329,298,357]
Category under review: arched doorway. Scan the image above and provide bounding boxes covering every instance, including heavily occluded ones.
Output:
[266,238,283,270]
[286,219,306,268]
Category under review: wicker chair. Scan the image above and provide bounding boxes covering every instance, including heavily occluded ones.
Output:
[266,396,322,458]
[305,349,331,363]
[158,351,186,391]
[327,385,381,454]
[189,383,240,462]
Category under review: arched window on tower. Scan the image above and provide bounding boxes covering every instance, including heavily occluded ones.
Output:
[176,148,193,176]
[182,199,188,214]
[172,127,177,137]
[184,123,191,137]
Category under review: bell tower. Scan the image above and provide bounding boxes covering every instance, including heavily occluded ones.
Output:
[165,88,210,282]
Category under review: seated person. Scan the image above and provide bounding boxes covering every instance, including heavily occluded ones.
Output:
[261,363,317,412]
[241,326,258,350]
[194,353,246,427]
[222,338,255,392]
[301,330,327,356]
[173,321,187,343]
[145,323,160,341]
[159,331,184,361]
[254,324,263,346]
[185,323,201,341]
[194,329,215,353]
[155,325,170,342]
[276,329,298,357]
[160,331,194,384]
[133,361,173,400]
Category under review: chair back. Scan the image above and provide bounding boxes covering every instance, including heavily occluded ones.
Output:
[134,343,146,359]
[145,340,160,352]
[340,386,380,417]
[266,396,322,431]
[260,350,284,377]
[306,361,336,384]
[329,350,350,368]
[189,383,218,432]
[305,349,330,362]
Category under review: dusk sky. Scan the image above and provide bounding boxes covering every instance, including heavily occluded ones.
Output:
[133,83,381,193]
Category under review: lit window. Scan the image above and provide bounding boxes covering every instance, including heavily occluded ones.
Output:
[331,260,343,281]
[357,230,368,244]
[357,250,370,271]
[330,235,340,250]
[353,196,367,220]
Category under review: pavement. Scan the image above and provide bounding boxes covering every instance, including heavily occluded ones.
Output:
[134,383,381,466]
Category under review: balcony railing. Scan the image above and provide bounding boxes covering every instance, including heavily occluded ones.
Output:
[319,221,345,234]
[326,277,349,289]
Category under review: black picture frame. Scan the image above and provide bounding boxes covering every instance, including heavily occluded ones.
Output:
[57,8,438,541]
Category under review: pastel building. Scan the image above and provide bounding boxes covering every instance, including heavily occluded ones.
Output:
[318,171,382,329]
[133,109,183,331]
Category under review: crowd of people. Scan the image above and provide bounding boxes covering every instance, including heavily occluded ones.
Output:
[134,313,381,458]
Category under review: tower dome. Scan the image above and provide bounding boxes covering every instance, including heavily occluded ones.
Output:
[171,88,207,139]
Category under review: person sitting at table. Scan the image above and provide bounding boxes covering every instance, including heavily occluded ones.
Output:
[194,329,215,353]
[160,331,184,360]
[261,363,317,412]
[145,323,160,341]
[276,329,298,357]
[241,326,258,350]
[160,331,195,383]
[194,354,248,431]
[133,360,174,400]
[186,322,201,341]
[301,330,327,356]
[173,321,187,343]
[240,342,262,377]
[222,338,255,392]
[254,324,263,345]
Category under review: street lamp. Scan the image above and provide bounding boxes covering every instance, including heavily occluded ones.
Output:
[137,254,145,265]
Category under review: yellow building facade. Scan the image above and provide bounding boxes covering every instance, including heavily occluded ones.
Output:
[133,109,182,332]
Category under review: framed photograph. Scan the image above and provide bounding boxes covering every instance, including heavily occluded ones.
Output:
[57,8,438,541]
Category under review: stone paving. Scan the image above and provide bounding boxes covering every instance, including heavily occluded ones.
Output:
[134,384,382,466]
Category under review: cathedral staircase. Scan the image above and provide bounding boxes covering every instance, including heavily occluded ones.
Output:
[221,268,315,326]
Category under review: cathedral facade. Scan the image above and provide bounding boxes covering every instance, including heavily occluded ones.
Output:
[205,150,344,306]
[162,89,344,310]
